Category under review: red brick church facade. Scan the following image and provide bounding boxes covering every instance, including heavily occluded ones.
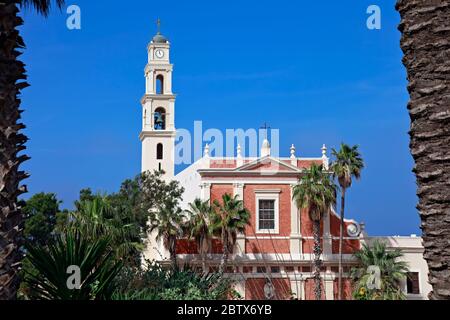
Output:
[174,143,363,300]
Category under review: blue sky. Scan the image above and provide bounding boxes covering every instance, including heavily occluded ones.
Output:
[18,0,419,236]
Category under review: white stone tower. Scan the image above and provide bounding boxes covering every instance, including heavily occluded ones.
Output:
[140,19,176,178]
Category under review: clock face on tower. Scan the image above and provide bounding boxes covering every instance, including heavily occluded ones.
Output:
[155,49,164,59]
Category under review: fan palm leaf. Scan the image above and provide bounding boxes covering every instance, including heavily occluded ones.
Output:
[24,230,122,300]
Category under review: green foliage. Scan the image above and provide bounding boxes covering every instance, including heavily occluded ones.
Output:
[20,193,66,298]
[66,197,144,266]
[212,193,251,273]
[331,143,364,189]
[150,201,185,268]
[133,170,185,222]
[24,229,122,300]
[330,143,364,299]
[20,0,65,17]
[20,170,187,299]
[292,163,336,300]
[113,261,235,300]
[351,240,408,300]
[185,198,214,272]
[212,194,251,241]
[23,192,62,246]
[64,170,184,268]
[292,163,336,222]
[144,170,185,267]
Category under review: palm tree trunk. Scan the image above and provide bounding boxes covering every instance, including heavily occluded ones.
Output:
[313,219,322,300]
[200,236,209,274]
[0,1,30,300]
[338,187,346,300]
[169,237,177,270]
[396,0,450,300]
[219,230,228,273]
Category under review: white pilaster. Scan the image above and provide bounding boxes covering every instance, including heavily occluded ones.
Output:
[290,184,302,254]
[323,208,332,255]
[200,182,211,201]
[325,276,335,300]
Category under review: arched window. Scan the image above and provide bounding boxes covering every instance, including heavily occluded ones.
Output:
[157,143,163,160]
[156,75,164,94]
[154,107,166,130]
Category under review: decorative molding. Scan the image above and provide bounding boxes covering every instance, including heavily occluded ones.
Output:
[254,189,281,193]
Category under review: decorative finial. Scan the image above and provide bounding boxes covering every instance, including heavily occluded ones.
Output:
[321,144,329,169]
[156,18,161,35]
[290,144,296,158]
[321,144,327,156]
[261,139,271,157]
[204,143,210,157]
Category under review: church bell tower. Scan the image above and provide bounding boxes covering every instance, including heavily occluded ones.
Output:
[140,19,176,178]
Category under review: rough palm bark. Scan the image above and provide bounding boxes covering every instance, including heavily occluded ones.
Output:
[0,0,30,300]
[396,0,450,300]
[312,219,322,300]
[219,229,228,274]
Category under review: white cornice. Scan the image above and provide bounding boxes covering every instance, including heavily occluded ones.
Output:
[139,130,176,141]
[141,94,176,104]
[145,64,174,73]
[198,170,303,177]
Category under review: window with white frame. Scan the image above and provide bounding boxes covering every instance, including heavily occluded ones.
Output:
[259,200,275,229]
[255,192,279,233]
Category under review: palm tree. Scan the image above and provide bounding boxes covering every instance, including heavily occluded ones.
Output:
[24,229,122,300]
[66,197,144,265]
[396,1,450,300]
[150,201,185,269]
[0,0,64,300]
[351,240,408,300]
[185,198,214,273]
[331,143,364,300]
[212,193,250,274]
[292,163,336,300]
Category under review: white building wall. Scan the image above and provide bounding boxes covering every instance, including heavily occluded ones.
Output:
[363,236,432,300]
[175,159,203,210]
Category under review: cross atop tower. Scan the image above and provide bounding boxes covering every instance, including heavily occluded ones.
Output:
[260,122,271,140]
[156,18,161,34]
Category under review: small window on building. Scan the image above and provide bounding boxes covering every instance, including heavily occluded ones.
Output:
[256,266,266,273]
[158,163,162,171]
[302,266,311,273]
[243,266,253,273]
[284,266,295,273]
[270,266,280,273]
[258,199,275,230]
[157,143,163,160]
[407,272,420,294]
